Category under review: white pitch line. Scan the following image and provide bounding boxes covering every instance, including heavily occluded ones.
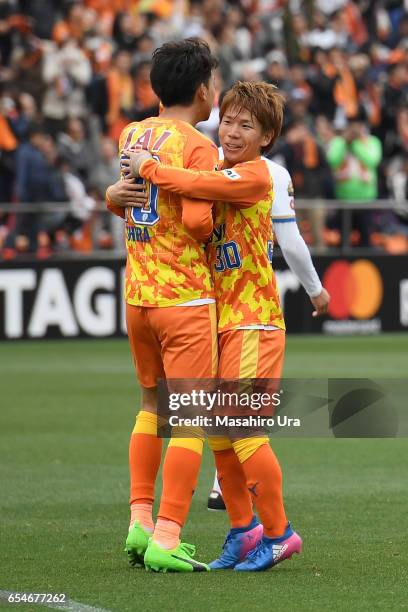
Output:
[0,591,111,612]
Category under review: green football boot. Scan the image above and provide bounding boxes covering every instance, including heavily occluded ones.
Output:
[144,539,210,573]
[125,522,151,566]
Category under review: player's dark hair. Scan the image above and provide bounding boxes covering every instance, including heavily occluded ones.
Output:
[150,38,218,107]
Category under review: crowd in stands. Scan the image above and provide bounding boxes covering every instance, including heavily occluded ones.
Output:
[0,0,407,257]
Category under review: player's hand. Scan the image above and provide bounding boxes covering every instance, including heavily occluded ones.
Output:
[106,179,147,208]
[121,149,153,178]
[311,287,330,317]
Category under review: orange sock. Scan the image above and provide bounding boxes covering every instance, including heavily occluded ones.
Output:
[240,443,287,538]
[130,502,154,532]
[214,449,253,528]
[157,442,202,527]
[153,518,180,550]
[129,411,162,511]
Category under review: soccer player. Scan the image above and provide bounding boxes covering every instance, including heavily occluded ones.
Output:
[106,38,219,573]
[207,145,329,511]
[122,81,330,571]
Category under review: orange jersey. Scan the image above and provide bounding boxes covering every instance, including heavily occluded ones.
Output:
[109,118,218,307]
[140,157,285,332]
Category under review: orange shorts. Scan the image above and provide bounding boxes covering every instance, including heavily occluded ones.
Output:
[126,302,218,388]
[207,328,286,448]
[218,328,285,379]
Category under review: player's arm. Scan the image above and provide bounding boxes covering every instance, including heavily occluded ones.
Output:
[274,221,330,315]
[178,141,218,242]
[106,184,126,218]
[122,151,270,206]
[106,180,147,217]
[271,168,329,316]
[138,158,269,206]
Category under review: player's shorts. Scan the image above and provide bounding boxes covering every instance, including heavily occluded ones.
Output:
[209,328,285,450]
[126,302,218,388]
[218,328,285,379]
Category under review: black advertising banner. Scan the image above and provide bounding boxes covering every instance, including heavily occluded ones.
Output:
[0,255,407,340]
[0,259,126,340]
[273,255,408,335]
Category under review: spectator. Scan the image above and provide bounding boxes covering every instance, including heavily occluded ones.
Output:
[12,34,45,108]
[0,90,17,239]
[42,38,91,135]
[283,12,310,65]
[329,48,359,121]
[55,154,95,250]
[133,60,159,119]
[307,49,338,120]
[88,135,121,248]
[289,63,312,100]
[262,49,291,95]
[52,2,86,45]
[273,119,332,246]
[382,63,408,153]
[348,54,382,131]
[105,49,134,140]
[57,116,99,187]
[388,155,408,234]
[303,10,347,51]
[276,121,332,200]
[225,5,251,60]
[88,135,118,198]
[216,23,243,88]
[4,125,67,254]
[0,0,16,68]
[9,93,37,138]
[385,105,408,217]
[112,11,142,53]
[327,113,383,246]
[286,88,313,132]
[132,33,156,65]
[0,0,406,255]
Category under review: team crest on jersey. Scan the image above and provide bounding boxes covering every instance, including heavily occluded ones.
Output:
[222,169,241,180]
[287,181,294,197]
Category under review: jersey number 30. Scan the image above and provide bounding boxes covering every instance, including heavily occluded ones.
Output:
[214,241,242,272]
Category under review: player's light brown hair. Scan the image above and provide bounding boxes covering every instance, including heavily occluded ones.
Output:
[219,81,285,152]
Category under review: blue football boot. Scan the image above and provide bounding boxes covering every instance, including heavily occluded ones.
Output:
[234,522,302,571]
[209,516,263,569]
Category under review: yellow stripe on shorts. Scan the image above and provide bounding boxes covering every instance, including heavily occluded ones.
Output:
[209,303,218,377]
[239,330,260,379]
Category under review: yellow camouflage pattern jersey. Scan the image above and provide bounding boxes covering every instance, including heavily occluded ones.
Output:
[117,118,218,307]
[139,157,285,332]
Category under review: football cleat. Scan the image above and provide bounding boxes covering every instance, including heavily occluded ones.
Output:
[207,490,226,511]
[144,540,210,573]
[209,516,263,569]
[234,522,302,571]
[125,522,151,567]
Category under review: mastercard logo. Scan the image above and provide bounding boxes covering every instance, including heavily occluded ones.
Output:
[323,259,383,320]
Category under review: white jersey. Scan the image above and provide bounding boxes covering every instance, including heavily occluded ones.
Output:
[262,157,296,224]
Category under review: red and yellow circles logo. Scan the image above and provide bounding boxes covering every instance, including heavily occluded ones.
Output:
[323,259,383,320]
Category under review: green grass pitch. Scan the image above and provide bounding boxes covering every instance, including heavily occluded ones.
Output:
[1,334,408,611]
